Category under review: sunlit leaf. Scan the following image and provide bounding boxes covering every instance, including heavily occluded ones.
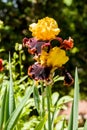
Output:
[68,101,73,130]
[68,67,79,130]
[9,52,15,115]
[4,86,34,130]
[0,87,7,128]
[52,92,59,106]
[33,86,40,112]
[55,120,64,130]
[17,75,28,85]
[78,128,83,130]
[73,67,79,130]
[63,0,73,6]
[35,115,47,130]
[53,76,64,83]
[83,120,87,130]
[57,96,73,106]
[4,87,9,124]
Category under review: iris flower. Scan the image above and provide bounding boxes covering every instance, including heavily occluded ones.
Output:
[23,17,74,86]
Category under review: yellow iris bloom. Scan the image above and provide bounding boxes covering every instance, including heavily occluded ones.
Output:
[40,47,69,68]
[29,17,60,40]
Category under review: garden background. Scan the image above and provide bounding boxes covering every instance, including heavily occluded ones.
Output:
[0,0,87,129]
[0,0,87,97]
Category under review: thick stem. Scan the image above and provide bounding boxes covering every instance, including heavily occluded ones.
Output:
[41,84,45,116]
[41,83,46,130]
[46,86,52,130]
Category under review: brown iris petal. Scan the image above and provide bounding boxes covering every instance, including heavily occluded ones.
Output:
[61,37,74,50]
[62,68,74,86]
[23,37,37,54]
[28,62,51,80]
[53,37,74,50]
[23,37,51,55]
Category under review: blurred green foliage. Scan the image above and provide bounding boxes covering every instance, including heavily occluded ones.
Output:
[0,0,87,97]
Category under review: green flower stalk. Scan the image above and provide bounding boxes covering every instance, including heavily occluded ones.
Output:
[46,85,52,130]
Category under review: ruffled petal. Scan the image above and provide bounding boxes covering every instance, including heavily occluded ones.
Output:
[29,17,60,40]
[28,62,51,80]
[23,37,51,55]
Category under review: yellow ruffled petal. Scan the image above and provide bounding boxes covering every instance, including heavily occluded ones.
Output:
[40,47,69,68]
[47,47,69,68]
[29,17,60,40]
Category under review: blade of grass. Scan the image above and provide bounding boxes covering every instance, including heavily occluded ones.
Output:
[4,86,34,130]
[68,67,79,130]
[9,52,15,115]
[0,87,7,129]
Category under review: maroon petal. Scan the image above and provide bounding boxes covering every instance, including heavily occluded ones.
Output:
[23,37,51,55]
[28,62,51,80]
[62,68,74,86]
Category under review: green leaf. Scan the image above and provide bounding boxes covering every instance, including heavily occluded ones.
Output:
[73,67,79,130]
[55,120,65,130]
[78,128,83,130]
[53,75,64,83]
[0,48,5,52]
[52,92,59,106]
[33,86,40,112]
[17,75,28,85]
[9,52,15,115]
[57,96,73,106]
[35,115,47,130]
[0,87,7,128]
[68,101,73,130]
[63,0,73,6]
[83,120,87,130]
[4,87,9,124]
[68,67,79,130]
[4,86,34,130]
